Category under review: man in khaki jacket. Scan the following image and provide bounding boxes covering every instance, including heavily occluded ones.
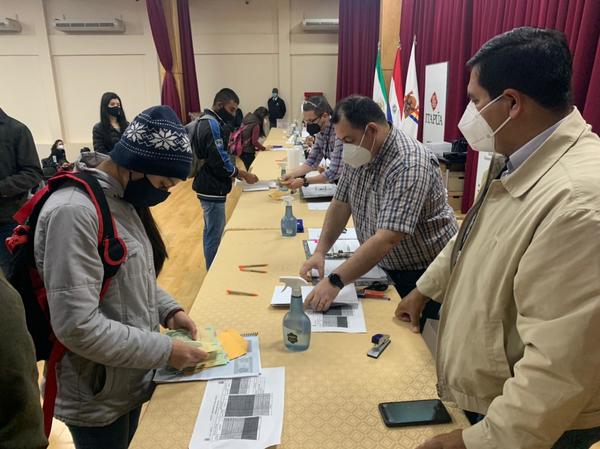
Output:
[397,27,600,449]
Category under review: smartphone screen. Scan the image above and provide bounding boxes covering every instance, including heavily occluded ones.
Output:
[378,399,452,427]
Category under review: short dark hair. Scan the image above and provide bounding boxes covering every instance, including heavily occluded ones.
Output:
[332,95,387,129]
[213,88,239,106]
[467,27,572,112]
[303,96,333,116]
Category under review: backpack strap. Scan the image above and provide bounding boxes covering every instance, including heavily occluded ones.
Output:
[38,171,127,437]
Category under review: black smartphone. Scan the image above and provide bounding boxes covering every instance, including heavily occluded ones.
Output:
[378,399,452,427]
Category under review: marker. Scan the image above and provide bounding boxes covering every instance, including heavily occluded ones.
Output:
[226,290,258,297]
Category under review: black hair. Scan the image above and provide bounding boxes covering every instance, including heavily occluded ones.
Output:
[50,139,63,154]
[135,207,168,275]
[253,107,269,137]
[467,27,572,112]
[213,88,240,107]
[100,92,129,133]
[303,96,333,116]
[332,95,387,129]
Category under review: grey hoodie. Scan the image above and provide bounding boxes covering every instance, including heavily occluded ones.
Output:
[33,152,178,427]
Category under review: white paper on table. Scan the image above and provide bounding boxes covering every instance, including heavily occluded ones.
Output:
[189,367,285,449]
[306,239,360,256]
[239,181,277,192]
[311,259,388,281]
[306,302,367,333]
[307,202,330,211]
[305,171,320,178]
[271,283,358,306]
[307,227,357,240]
[301,183,336,198]
[301,129,309,138]
[153,337,262,383]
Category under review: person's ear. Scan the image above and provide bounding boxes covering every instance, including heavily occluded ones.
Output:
[503,89,522,120]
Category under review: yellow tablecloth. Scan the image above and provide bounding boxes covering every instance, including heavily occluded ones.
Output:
[246,150,289,181]
[130,230,467,449]
[263,127,293,148]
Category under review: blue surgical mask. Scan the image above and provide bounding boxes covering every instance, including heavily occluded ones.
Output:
[123,174,170,207]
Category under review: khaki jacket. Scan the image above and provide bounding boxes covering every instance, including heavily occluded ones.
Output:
[417,108,600,449]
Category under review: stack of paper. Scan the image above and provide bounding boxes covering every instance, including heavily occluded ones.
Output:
[301,183,336,199]
[270,283,359,306]
[306,303,367,333]
[165,326,228,371]
[239,180,277,192]
[308,227,358,240]
[305,239,360,257]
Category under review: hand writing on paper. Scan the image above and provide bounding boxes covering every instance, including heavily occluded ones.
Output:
[304,277,340,312]
[416,430,466,449]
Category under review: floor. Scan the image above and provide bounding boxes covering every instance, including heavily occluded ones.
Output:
[46,179,240,448]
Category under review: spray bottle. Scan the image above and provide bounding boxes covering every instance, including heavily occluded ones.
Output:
[278,161,288,192]
[280,276,311,351]
[281,196,297,237]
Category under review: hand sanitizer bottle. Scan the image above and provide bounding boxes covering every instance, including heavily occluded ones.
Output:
[278,162,288,192]
[281,196,297,237]
[280,276,311,351]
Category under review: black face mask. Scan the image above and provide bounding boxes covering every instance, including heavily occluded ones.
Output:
[107,106,121,117]
[123,175,170,208]
[216,107,235,124]
[307,123,322,136]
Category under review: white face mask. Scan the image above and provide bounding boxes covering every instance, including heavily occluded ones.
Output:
[458,95,511,153]
[343,126,374,168]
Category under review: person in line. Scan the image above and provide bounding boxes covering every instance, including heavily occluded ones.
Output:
[267,88,286,128]
[191,88,258,269]
[239,106,270,170]
[42,139,72,178]
[397,28,600,449]
[0,107,43,275]
[281,96,344,189]
[92,92,129,154]
[300,96,458,330]
[35,106,208,449]
[0,269,48,449]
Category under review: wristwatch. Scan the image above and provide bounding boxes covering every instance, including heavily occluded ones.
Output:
[303,177,310,188]
[328,273,344,290]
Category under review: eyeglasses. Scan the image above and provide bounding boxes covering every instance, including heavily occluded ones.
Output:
[305,113,324,124]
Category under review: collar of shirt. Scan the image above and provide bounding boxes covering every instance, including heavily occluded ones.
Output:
[504,117,567,175]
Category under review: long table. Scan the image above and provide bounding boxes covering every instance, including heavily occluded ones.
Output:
[129,140,468,448]
[130,230,468,449]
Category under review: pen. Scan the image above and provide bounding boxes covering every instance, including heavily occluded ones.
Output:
[226,290,258,297]
[240,269,267,274]
[239,264,268,268]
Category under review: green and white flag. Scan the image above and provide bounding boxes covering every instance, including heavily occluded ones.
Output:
[372,45,389,117]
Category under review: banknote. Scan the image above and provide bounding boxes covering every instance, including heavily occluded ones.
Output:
[165,325,229,372]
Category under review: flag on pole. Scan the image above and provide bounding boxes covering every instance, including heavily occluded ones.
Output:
[388,45,403,129]
[402,37,420,139]
[372,45,389,117]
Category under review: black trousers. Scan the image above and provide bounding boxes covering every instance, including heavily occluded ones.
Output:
[385,269,441,332]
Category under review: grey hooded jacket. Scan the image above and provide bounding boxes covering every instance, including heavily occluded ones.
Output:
[33,152,178,427]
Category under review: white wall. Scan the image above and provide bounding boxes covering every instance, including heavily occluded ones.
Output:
[0,0,338,160]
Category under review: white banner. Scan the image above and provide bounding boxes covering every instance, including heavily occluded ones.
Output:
[423,62,448,144]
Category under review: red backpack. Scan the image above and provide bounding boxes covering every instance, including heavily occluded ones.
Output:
[4,171,127,436]
[228,124,249,156]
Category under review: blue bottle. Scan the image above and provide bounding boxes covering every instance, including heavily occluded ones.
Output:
[281,276,311,351]
[281,196,297,237]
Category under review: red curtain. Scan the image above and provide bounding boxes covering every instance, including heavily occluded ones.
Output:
[336,0,381,101]
[401,0,600,213]
[146,0,183,120]
[177,0,201,123]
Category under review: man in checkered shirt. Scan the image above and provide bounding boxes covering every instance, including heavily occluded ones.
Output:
[302,96,458,329]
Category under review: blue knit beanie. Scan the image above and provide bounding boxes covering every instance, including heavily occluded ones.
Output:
[110,105,192,180]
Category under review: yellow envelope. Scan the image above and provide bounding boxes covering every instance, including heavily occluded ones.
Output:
[217,329,249,360]
[269,190,288,201]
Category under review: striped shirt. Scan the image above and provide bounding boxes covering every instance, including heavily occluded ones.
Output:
[305,122,344,182]
[335,126,458,271]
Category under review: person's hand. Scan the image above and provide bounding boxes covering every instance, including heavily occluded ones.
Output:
[243,172,259,184]
[317,165,326,174]
[299,252,325,282]
[394,288,429,333]
[304,277,341,312]
[167,339,208,371]
[166,310,197,339]
[281,173,293,182]
[305,136,315,146]
[416,430,466,449]
[282,178,304,190]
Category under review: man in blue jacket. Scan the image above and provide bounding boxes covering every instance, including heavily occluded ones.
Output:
[191,88,258,269]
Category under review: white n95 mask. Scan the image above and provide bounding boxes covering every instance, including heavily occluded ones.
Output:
[458,96,511,153]
[343,127,374,168]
